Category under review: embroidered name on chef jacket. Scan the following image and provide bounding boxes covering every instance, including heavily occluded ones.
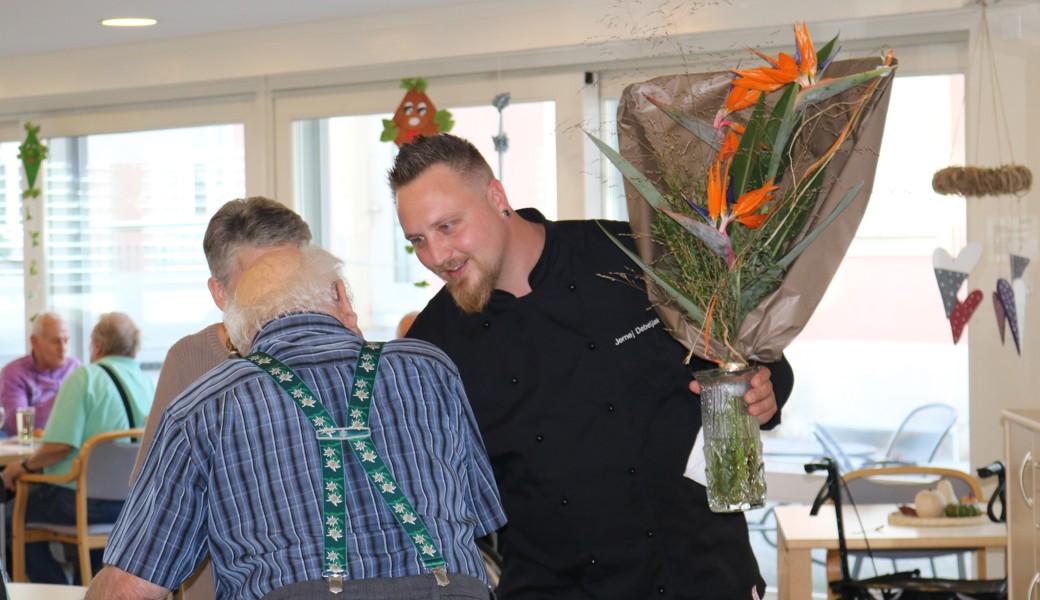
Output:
[613,316,661,346]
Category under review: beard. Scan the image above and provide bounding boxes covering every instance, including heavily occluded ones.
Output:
[444,256,502,314]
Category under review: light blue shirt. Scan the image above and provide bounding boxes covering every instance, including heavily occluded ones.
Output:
[105,313,505,600]
[42,355,153,488]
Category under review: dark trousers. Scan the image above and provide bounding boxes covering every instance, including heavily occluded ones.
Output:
[262,573,493,600]
[4,483,124,584]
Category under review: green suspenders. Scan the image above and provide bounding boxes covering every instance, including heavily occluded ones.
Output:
[248,342,448,593]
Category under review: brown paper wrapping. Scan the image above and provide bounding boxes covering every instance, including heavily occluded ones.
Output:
[617,57,897,363]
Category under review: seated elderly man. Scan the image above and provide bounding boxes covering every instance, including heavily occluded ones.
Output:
[0,311,80,436]
[88,245,505,600]
[2,312,154,584]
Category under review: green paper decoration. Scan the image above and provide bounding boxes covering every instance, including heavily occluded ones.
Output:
[18,122,48,198]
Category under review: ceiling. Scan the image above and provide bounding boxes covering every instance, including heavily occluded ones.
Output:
[0,0,483,59]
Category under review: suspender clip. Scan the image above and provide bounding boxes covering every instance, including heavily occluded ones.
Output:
[433,566,450,587]
[327,574,344,594]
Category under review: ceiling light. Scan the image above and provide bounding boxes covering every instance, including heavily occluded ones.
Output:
[101,18,158,27]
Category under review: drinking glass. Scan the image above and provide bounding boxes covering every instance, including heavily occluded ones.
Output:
[15,407,35,446]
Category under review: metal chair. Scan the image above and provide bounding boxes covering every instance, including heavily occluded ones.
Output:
[866,403,958,468]
[11,428,144,584]
[812,403,959,474]
[840,465,983,580]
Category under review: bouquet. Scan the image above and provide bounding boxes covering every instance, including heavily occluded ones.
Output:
[588,24,897,512]
[590,24,897,368]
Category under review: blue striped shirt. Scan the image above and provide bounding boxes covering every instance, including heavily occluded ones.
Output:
[105,313,506,600]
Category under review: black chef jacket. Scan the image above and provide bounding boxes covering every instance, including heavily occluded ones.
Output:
[408,209,794,599]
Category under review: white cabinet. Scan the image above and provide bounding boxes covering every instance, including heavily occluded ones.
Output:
[1004,409,1040,599]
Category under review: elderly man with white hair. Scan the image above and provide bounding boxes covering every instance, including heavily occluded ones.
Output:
[88,245,505,600]
[0,311,80,436]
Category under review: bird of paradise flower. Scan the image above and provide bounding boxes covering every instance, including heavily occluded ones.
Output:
[588,23,895,365]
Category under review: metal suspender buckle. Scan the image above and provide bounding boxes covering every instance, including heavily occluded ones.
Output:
[433,566,449,587]
[327,574,344,594]
[316,426,371,441]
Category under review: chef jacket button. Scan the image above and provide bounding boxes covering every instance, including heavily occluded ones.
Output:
[646,529,654,537]
[587,342,595,350]
[511,377,519,384]
[568,283,577,291]
[628,467,636,475]
[658,587,666,594]
[607,404,615,412]
[483,321,490,328]
[589,556,597,565]
[560,496,569,505]
[535,434,544,442]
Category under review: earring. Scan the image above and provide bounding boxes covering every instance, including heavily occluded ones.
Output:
[502,209,511,218]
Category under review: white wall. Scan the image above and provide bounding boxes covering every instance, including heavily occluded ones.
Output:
[0,0,1037,467]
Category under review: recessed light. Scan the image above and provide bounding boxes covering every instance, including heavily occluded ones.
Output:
[101,18,158,27]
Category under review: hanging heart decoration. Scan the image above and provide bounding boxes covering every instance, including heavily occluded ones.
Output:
[950,290,983,344]
[1011,255,1030,280]
[995,278,1021,355]
[933,243,982,318]
[993,291,1007,343]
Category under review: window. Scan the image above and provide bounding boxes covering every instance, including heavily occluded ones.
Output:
[783,74,968,458]
[0,141,26,366]
[41,124,246,370]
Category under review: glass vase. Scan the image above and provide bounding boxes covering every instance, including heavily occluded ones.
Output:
[695,365,766,513]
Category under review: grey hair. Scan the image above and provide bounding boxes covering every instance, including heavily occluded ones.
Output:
[224,245,351,352]
[31,311,65,337]
[203,196,312,285]
[91,312,142,358]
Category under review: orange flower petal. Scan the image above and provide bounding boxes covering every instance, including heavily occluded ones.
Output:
[730,179,778,218]
[724,86,761,113]
[720,130,741,160]
[795,22,817,83]
[707,159,725,220]
[735,213,769,229]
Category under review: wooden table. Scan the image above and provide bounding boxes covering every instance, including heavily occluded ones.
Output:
[775,503,1007,600]
[0,437,34,466]
[6,582,87,599]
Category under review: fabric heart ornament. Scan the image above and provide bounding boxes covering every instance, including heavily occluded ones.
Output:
[996,278,1021,355]
[933,244,982,318]
[1011,255,1031,281]
[993,291,1007,343]
[1015,278,1027,346]
[949,290,983,344]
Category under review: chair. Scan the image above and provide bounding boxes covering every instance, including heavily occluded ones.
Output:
[11,428,144,584]
[812,403,959,474]
[867,403,958,467]
[839,465,984,580]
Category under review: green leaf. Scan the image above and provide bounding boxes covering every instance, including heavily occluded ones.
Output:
[729,95,771,198]
[586,132,670,211]
[795,66,893,111]
[644,95,722,152]
[815,33,840,67]
[380,119,399,143]
[596,222,707,323]
[661,208,733,266]
[401,77,428,93]
[765,85,800,181]
[778,182,864,268]
[435,109,454,133]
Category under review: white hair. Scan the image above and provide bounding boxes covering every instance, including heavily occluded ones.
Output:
[224,245,351,353]
[31,311,65,337]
